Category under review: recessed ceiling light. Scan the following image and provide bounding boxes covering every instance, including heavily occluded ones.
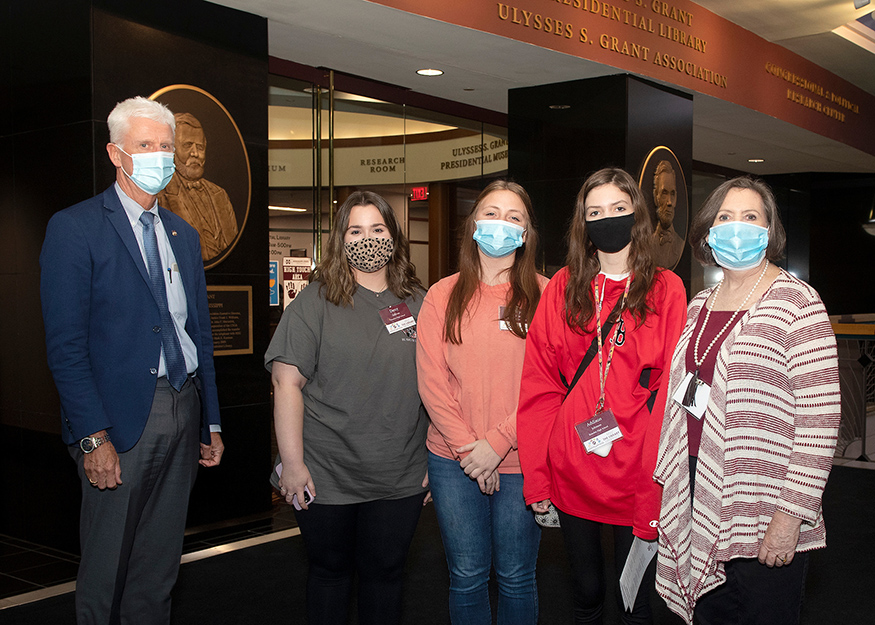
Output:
[416,68,444,77]
[268,206,307,212]
[549,104,571,110]
[748,158,764,163]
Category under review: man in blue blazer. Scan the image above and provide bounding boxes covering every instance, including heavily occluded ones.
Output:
[40,96,224,625]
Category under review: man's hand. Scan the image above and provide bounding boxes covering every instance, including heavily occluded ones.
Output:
[199,432,224,467]
[84,431,122,489]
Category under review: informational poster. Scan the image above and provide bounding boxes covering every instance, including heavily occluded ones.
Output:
[269,260,280,306]
[283,257,312,309]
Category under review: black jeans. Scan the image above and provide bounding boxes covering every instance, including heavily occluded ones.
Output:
[556,509,656,625]
[690,455,810,625]
[293,493,423,625]
[694,552,810,625]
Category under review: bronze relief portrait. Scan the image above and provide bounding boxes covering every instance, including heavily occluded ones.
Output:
[150,85,250,268]
[638,147,688,271]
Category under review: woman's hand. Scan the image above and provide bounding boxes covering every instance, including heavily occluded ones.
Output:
[272,362,312,509]
[422,471,432,505]
[278,462,315,510]
[457,439,502,480]
[476,471,500,495]
[758,510,802,567]
[531,499,551,514]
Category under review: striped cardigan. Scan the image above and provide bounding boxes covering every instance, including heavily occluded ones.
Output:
[653,270,841,624]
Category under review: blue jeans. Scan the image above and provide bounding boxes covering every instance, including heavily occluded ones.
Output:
[428,452,541,625]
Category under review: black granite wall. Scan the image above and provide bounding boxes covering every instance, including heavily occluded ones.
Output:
[1,0,271,551]
[765,173,875,316]
[508,75,694,288]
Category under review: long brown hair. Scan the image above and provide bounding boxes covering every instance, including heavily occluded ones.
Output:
[313,191,423,307]
[564,168,657,333]
[444,180,542,343]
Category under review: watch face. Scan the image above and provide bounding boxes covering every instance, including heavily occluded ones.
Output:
[80,437,95,453]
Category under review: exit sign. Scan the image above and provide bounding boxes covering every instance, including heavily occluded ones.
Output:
[410,186,428,201]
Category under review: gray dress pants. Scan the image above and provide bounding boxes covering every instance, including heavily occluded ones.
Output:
[71,377,201,625]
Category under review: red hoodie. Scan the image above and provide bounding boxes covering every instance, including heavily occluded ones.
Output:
[518,268,686,539]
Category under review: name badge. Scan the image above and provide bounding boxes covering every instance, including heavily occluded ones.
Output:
[671,371,710,419]
[498,305,527,332]
[379,303,416,334]
[499,305,510,331]
[575,409,623,454]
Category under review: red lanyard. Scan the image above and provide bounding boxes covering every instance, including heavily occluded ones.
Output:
[592,274,631,416]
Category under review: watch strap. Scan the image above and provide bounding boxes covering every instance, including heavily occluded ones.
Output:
[80,433,111,453]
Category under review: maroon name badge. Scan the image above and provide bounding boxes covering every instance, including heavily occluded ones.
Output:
[378,302,416,334]
[575,409,624,454]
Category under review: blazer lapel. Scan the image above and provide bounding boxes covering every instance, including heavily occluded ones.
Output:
[104,187,153,294]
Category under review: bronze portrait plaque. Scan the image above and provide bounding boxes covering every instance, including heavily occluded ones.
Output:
[638,147,688,271]
[150,85,251,269]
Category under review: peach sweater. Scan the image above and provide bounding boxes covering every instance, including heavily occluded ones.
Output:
[416,273,548,473]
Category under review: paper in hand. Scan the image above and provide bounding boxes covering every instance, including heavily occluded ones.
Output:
[619,536,658,611]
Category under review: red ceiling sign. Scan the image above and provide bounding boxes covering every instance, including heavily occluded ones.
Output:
[368,0,875,158]
[410,186,429,201]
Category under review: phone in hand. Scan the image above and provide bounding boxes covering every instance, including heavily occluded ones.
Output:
[292,485,313,511]
[273,461,315,510]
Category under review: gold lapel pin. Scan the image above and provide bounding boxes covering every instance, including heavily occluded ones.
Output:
[171,231,178,236]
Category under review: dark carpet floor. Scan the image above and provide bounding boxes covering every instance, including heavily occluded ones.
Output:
[4,465,872,624]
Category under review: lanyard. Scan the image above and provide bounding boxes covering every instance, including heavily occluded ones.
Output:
[593,274,631,416]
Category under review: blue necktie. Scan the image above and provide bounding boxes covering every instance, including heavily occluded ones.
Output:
[139,212,188,391]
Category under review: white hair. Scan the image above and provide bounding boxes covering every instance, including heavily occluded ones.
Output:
[107,96,175,145]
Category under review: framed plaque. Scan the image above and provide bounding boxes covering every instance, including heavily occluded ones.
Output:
[207,286,253,356]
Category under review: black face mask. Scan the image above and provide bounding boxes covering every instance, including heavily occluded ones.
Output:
[586,213,635,253]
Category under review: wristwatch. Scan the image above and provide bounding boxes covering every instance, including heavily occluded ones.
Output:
[80,433,110,454]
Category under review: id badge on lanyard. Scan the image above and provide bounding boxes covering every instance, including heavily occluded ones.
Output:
[672,372,710,419]
[575,409,623,455]
[573,275,630,457]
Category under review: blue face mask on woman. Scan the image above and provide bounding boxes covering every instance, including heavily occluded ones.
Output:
[473,219,525,258]
[115,145,175,195]
[708,221,769,270]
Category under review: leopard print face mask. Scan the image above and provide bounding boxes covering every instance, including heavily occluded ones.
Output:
[344,237,395,273]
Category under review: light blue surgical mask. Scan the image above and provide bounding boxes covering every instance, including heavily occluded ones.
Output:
[115,145,175,195]
[473,219,525,258]
[708,221,769,270]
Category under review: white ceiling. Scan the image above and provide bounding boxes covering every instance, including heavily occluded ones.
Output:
[211,0,875,175]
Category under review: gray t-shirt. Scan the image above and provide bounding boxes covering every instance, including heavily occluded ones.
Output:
[265,280,428,504]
